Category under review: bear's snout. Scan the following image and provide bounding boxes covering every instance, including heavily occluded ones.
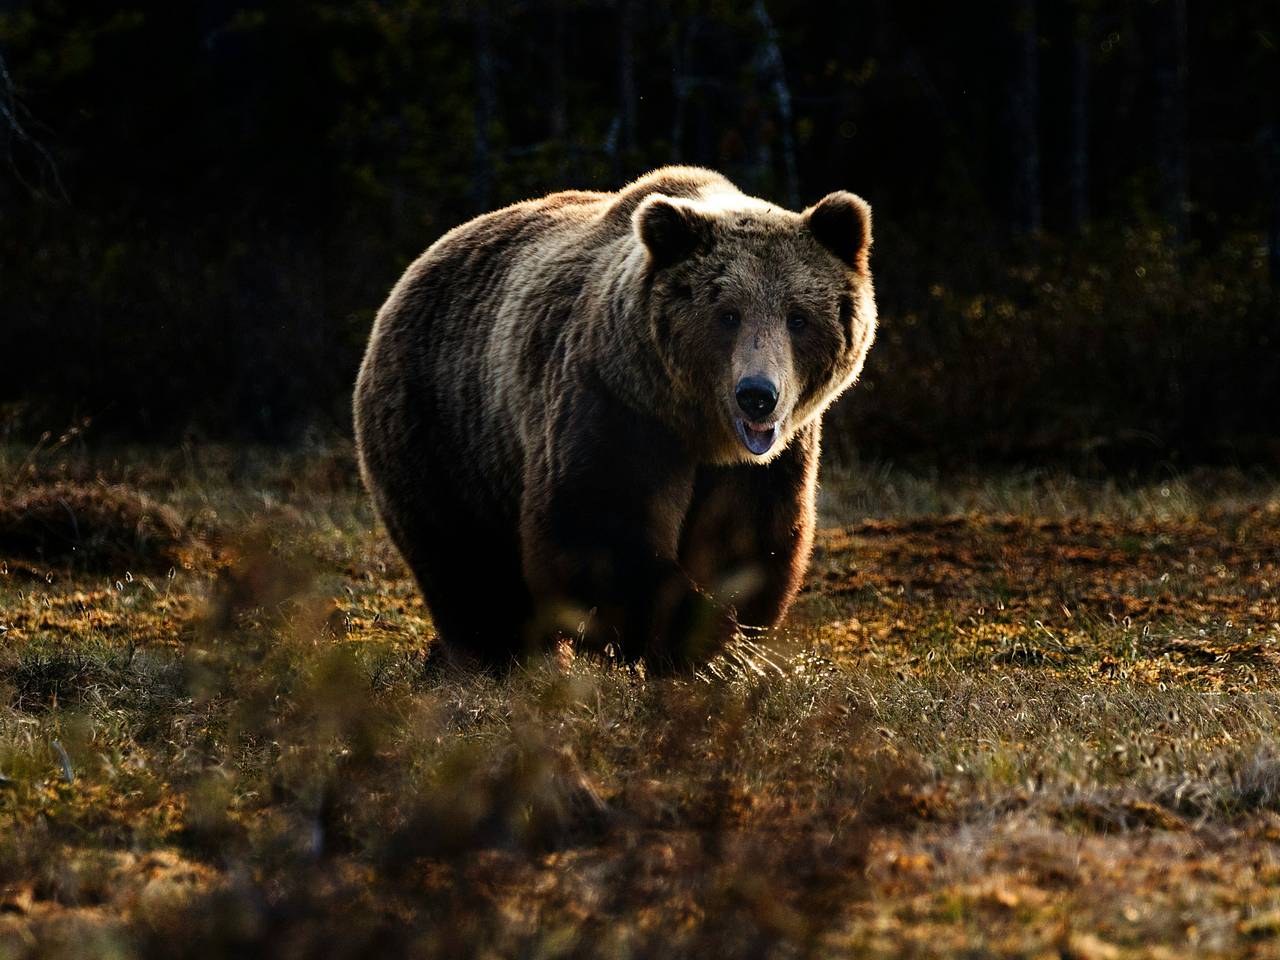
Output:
[735,376,779,421]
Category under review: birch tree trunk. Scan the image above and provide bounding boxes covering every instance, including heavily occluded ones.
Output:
[1262,123,1280,287]
[1068,10,1090,233]
[1010,0,1041,235]
[1151,0,1189,242]
[752,0,799,209]
[670,15,697,163]
[472,1,497,213]
[550,0,568,170]
[618,0,638,161]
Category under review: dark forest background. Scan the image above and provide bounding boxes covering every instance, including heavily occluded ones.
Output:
[1,0,1277,467]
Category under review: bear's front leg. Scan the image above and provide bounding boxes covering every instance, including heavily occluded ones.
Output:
[520,381,738,670]
[679,421,820,630]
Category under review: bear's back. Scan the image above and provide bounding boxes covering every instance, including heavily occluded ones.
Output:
[441,166,736,258]
[597,166,737,232]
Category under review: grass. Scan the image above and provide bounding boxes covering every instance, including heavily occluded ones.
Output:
[1,444,1279,957]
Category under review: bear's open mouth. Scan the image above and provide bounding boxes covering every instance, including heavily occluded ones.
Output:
[735,419,779,456]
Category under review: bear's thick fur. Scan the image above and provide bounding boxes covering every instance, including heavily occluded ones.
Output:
[354,166,877,669]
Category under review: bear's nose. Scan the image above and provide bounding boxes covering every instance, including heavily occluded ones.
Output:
[735,376,778,421]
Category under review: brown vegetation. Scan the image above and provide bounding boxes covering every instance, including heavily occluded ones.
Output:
[0,483,193,573]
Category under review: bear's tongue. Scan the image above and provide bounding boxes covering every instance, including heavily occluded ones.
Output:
[735,419,779,456]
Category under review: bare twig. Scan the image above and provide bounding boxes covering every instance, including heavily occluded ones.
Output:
[0,48,67,201]
[51,739,75,783]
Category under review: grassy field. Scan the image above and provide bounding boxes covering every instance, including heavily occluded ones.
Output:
[1,444,1279,958]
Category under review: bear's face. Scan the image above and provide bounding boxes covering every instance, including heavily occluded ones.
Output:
[635,191,877,464]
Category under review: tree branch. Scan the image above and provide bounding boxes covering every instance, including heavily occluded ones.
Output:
[0,48,66,201]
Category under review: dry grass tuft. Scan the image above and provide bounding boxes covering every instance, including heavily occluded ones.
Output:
[0,483,193,572]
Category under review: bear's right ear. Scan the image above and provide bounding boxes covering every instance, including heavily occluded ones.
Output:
[634,195,712,269]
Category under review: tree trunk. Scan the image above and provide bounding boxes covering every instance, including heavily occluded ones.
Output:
[872,0,978,200]
[549,0,569,183]
[1262,123,1280,288]
[1151,0,1189,243]
[751,0,799,209]
[1009,0,1041,235]
[471,1,497,214]
[670,16,697,163]
[618,0,638,164]
[1068,10,1090,233]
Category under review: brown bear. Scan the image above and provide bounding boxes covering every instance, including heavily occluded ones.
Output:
[353,166,876,670]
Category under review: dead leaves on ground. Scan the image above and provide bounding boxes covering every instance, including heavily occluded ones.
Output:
[806,511,1280,691]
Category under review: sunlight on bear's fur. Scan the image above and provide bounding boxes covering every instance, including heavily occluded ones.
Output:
[354,166,876,670]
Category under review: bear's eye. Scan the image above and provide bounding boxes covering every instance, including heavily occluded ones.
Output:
[787,311,808,332]
[719,310,741,331]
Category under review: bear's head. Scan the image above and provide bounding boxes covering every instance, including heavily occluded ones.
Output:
[634,189,876,463]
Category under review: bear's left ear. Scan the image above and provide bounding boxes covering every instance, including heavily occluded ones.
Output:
[634,195,712,269]
[804,191,872,273]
